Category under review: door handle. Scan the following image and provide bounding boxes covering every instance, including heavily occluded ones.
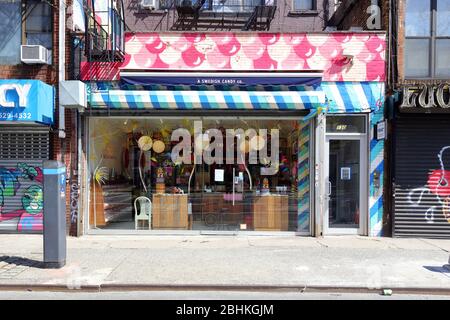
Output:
[327,181,332,197]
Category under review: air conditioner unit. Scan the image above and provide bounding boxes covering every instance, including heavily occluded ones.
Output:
[141,0,158,10]
[59,80,87,112]
[21,45,51,64]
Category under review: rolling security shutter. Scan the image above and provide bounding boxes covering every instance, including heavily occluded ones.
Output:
[0,127,49,233]
[394,114,450,238]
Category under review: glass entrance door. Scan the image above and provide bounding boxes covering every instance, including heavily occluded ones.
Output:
[324,136,367,235]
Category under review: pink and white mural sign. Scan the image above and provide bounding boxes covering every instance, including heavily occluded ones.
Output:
[121,32,386,82]
[81,32,386,82]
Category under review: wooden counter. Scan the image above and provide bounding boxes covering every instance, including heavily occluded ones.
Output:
[152,194,189,229]
[253,195,289,231]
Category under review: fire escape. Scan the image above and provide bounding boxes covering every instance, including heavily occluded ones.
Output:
[84,0,126,62]
[172,0,277,31]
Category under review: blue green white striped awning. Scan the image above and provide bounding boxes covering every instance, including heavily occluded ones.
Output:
[87,82,384,112]
[89,90,326,110]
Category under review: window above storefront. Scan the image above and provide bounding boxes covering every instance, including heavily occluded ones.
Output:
[404,0,450,79]
[0,0,53,65]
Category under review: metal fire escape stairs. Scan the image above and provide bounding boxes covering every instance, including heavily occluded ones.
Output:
[173,0,276,31]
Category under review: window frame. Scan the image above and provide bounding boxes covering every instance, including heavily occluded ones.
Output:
[291,0,317,13]
[21,0,53,50]
[404,0,450,79]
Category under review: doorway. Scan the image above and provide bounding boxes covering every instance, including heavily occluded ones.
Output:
[323,116,368,235]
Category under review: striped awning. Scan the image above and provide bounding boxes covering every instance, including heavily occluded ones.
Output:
[87,82,384,113]
[321,82,385,113]
[89,90,326,110]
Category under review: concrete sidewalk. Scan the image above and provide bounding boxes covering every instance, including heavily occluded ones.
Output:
[0,235,449,293]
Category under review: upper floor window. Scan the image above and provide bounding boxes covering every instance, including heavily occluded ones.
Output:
[25,0,53,49]
[293,0,315,11]
[0,0,22,64]
[0,0,52,65]
[405,0,450,79]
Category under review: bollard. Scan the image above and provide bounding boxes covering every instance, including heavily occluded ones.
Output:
[43,161,67,268]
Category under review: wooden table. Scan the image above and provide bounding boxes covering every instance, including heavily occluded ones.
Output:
[152,194,189,229]
[253,195,289,231]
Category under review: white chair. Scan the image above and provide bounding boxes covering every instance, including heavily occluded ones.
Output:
[134,196,152,230]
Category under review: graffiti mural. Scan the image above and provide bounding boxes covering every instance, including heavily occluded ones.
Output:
[408,146,450,224]
[0,162,43,232]
[81,32,386,82]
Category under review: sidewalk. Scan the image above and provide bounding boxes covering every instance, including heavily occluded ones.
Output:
[0,235,449,293]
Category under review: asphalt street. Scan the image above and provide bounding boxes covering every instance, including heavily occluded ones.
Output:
[0,290,448,300]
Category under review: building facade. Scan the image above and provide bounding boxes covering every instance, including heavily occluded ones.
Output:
[0,0,77,234]
[67,0,386,237]
[330,0,450,238]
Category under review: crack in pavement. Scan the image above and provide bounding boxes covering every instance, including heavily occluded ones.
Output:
[419,239,450,253]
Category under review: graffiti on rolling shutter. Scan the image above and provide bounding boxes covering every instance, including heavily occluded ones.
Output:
[0,162,44,232]
[407,146,450,224]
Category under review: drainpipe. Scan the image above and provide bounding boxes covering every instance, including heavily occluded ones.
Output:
[58,0,66,142]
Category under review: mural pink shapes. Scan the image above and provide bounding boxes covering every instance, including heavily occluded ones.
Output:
[428,170,450,198]
[81,32,386,82]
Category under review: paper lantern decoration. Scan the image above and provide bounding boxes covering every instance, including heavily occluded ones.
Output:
[249,135,265,151]
[152,140,165,153]
[138,136,153,151]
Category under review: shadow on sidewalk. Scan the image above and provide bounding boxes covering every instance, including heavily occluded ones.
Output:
[0,256,44,269]
[423,265,450,274]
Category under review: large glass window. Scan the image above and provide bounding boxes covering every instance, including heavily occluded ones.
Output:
[405,0,431,37]
[437,0,450,36]
[87,117,309,233]
[405,0,450,78]
[436,39,450,77]
[0,0,21,65]
[405,39,431,78]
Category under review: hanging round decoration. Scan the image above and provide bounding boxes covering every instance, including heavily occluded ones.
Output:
[152,140,165,153]
[249,135,265,151]
[138,136,153,151]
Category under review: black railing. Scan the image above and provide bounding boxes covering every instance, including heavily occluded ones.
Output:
[173,0,277,31]
[85,0,125,62]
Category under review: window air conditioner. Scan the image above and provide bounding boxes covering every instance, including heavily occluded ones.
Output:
[21,45,51,64]
[141,0,158,10]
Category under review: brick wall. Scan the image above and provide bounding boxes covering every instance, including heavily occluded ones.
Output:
[0,0,76,235]
[329,0,388,31]
[124,0,330,32]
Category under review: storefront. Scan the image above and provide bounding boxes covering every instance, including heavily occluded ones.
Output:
[393,84,450,238]
[79,32,386,236]
[0,80,54,233]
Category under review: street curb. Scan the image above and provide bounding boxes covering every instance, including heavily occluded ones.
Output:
[0,283,450,296]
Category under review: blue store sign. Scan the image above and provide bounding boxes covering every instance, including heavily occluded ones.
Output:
[0,80,54,125]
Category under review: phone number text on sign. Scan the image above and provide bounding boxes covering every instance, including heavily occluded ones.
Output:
[0,112,32,120]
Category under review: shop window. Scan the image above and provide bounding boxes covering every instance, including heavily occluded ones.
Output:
[0,0,22,65]
[405,0,450,79]
[87,118,309,233]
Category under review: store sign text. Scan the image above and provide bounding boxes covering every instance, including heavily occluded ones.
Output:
[196,78,244,85]
[400,83,450,109]
[0,84,31,108]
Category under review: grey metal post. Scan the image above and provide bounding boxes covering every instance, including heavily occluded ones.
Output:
[43,160,67,268]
